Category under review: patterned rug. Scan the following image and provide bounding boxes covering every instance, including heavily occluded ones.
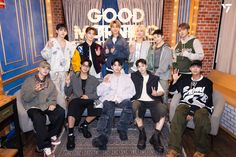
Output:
[55,118,185,157]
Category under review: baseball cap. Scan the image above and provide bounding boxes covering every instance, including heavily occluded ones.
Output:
[190,60,202,67]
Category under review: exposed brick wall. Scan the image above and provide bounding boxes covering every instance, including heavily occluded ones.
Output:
[196,0,221,75]
[221,104,236,136]
[162,0,174,45]
[50,0,221,76]
[162,0,222,76]
[50,0,65,36]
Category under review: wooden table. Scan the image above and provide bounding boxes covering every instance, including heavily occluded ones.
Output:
[0,148,18,157]
[0,95,23,157]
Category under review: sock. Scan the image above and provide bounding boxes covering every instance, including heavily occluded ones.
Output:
[81,120,90,127]
[138,126,144,131]
[154,128,161,134]
[68,128,74,136]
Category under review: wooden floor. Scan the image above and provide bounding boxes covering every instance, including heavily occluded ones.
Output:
[21,128,236,157]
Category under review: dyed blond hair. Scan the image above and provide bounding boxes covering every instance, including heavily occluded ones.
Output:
[109,20,121,28]
[135,25,146,40]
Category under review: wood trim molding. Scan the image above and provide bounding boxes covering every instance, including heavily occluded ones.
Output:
[2,68,38,85]
[0,73,4,94]
[220,125,236,139]
[171,0,179,47]
[45,0,53,38]
[189,0,199,36]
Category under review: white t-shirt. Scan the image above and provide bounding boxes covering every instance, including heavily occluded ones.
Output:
[138,75,164,101]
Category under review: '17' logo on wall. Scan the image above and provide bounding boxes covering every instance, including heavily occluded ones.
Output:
[222,3,232,13]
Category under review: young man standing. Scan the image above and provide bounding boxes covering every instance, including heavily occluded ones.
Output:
[41,23,75,107]
[173,23,204,74]
[21,61,65,157]
[166,60,213,157]
[104,20,130,74]
[147,29,173,104]
[65,59,102,150]
[92,59,135,150]
[72,27,104,78]
[131,59,167,153]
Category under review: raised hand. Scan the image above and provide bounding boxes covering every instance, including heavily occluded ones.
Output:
[105,47,109,54]
[110,47,115,54]
[186,115,193,121]
[129,42,135,54]
[151,86,158,96]
[35,83,44,92]
[95,46,101,56]
[103,74,111,83]
[46,39,54,49]
[172,69,181,82]
[65,72,71,87]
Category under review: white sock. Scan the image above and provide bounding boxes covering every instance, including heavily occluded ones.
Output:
[44,147,52,155]
[51,135,57,141]
[155,117,165,131]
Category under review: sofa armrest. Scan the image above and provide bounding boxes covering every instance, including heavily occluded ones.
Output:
[169,93,182,121]
[210,91,225,135]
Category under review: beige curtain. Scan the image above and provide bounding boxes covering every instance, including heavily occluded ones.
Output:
[62,0,102,40]
[117,0,163,27]
[216,0,236,75]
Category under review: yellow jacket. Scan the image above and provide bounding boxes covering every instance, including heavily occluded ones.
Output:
[71,49,81,72]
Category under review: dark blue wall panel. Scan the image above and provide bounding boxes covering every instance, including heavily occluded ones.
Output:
[0,0,47,94]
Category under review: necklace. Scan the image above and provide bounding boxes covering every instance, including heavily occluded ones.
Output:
[190,81,198,89]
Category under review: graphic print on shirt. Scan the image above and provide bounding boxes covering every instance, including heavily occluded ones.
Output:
[182,85,208,109]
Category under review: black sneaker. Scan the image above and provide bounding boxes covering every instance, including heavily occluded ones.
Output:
[149,132,164,153]
[117,130,128,141]
[92,135,108,150]
[137,128,146,150]
[78,123,92,138]
[66,135,75,151]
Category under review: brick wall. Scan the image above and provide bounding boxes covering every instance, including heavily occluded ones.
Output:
[50,0,65,36]
[162,0,222,75]
[49,0,221,75]
[196,0,221,75]
[162,0,174,46]
[221,104,236,136]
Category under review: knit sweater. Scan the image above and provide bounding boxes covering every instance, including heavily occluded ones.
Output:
[169,75,213,115]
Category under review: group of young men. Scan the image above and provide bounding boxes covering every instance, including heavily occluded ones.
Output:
[20,20,213,157]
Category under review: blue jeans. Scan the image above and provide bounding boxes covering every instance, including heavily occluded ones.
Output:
[96,100,133,137]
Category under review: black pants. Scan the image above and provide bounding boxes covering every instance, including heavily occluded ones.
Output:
[67,98,102,123]
[132,100,168,123]
[27,105,65,149]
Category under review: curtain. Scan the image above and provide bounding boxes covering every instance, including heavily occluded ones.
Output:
[62,0,102,40]
[117,0,163,28]
[178,0,191,25]
[216,0,236,75]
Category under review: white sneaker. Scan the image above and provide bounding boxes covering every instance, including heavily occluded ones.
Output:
[51,136,61,145]
[43,147,55,157]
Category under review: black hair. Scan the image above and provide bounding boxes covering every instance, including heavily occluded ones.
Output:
[111,58,123,66]
[85,26,97,35]
[56,23,67,30]
[81,59,92,67]
[135,59,147,67]
[152,29,163,36]
[178,23,190,30]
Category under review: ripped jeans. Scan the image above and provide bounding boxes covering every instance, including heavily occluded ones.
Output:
[96,99,133,137]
